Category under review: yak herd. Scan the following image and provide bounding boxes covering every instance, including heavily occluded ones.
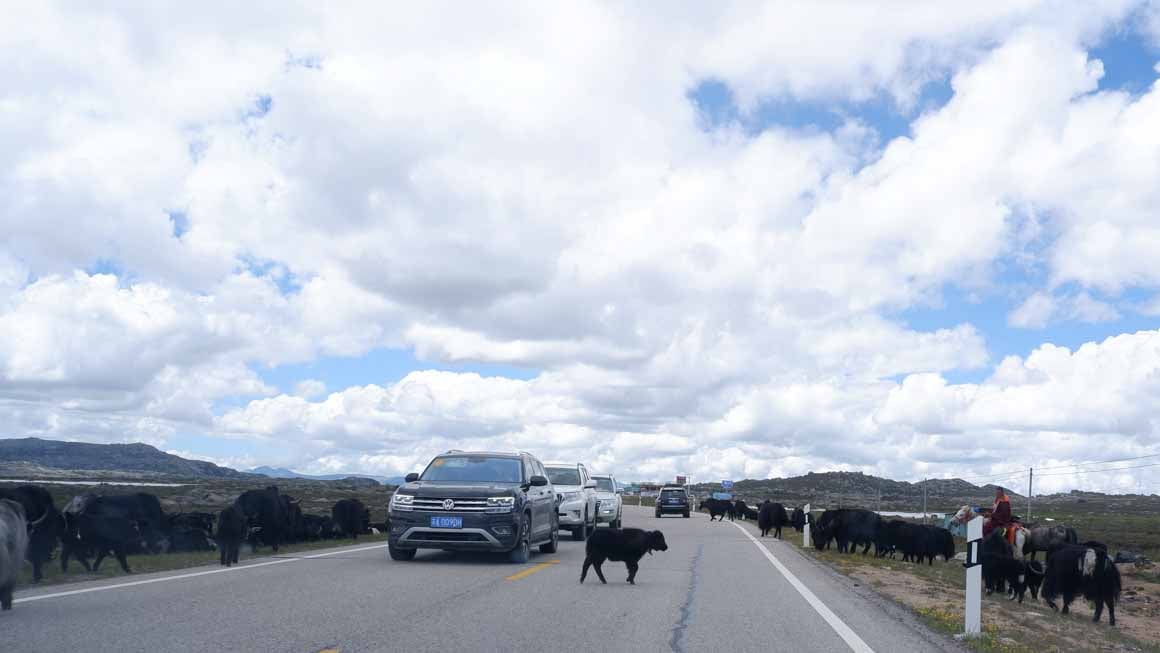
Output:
[699,497,1123,628]
[0,483,378,599]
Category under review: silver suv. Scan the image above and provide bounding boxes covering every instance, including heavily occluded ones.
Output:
[545,462,598,540]
[591,474,623,528]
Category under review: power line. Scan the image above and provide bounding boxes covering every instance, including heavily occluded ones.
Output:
[1032,451,1160,472]
[1034,461,1160,478]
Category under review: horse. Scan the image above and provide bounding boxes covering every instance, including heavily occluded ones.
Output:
[951,505,1028,560]
[1023,525,1079,561]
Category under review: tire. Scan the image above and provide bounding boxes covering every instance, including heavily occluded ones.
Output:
[572,513,588,541]
[683,511,690,518]
[388,543,416,561]
[655,510,661,518]
[509,514,531,563]
[539,516,559,554]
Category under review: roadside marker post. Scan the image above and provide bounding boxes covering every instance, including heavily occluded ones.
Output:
[802,503,811,548]
[962,516,983,637]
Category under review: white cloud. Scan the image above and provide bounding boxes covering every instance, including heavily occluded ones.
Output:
[1009,291,1121,328]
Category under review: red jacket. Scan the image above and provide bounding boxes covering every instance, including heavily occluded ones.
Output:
[991,494,1012,526]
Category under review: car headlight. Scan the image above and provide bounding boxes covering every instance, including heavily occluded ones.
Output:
[486,497,515,513]
[390,494,414,512]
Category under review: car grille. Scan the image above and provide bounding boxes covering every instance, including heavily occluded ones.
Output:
[410,497,489,512]
[411,531,488,542]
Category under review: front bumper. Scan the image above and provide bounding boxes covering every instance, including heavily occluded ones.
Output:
[556,500,585,527]
[387,510,520,551]
[596,502,620,523]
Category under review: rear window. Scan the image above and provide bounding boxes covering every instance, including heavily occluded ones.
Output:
[546,467,580,486]
[420,456,522,483]
[660,489,685,499]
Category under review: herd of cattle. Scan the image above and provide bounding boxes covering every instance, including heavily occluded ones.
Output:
[0,484,376,609]
[700,497,1123,627]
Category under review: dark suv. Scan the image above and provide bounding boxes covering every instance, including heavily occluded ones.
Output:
[388,451,559,563]
[654,486,691,518]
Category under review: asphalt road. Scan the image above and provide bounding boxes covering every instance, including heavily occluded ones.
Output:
[6,506,963,653]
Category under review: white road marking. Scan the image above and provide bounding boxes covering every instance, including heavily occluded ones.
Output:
[14,543,388,604]
[730,522,875,653]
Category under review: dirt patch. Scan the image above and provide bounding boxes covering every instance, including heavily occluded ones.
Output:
[838,559,1160,653]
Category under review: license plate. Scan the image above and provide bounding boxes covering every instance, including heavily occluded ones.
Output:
[430,516,463,529]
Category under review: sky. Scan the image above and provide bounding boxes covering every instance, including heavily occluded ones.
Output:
[3,2,1160,495]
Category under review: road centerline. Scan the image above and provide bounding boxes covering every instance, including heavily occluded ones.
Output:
[504,558,560,581]
[730,521,875,653]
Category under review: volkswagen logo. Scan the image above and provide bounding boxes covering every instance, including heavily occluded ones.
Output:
[442,499,455,511]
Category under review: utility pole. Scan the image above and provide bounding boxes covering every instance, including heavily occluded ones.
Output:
[877,477,882,513]
[922,478,928,525]
[1027,467,1033,522]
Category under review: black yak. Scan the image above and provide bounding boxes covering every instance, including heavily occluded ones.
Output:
[580,528,668,585]
[813,509,879,554]
[0,499,29,611]
[0,485,61,583]
[790,507,807,532]
[1043,544,1121,625]
[757,501,789,539]
[215,505,246,567]
[733,500,751,520]
[701,498,733,522]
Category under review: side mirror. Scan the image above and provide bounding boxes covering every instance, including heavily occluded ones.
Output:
[584,480,597,489]
[529,475,549,487]
[404,473,420,483]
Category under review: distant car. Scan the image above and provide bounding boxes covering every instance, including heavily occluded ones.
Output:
[387,450,559,563]
[655,486,691,518]
[545,462,598,540]
[591,474,623,528]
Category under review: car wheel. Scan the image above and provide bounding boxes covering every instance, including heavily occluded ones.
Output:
[509,514,531,564]
[683,511,690,518]
[572,513,588,541]
[388,543,416,561]
[539,516,559,554]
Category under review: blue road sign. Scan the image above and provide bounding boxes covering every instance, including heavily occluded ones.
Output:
[721,480,734,490]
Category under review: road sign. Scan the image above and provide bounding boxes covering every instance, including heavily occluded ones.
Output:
[676,475,687,485]
[721,480,733,490]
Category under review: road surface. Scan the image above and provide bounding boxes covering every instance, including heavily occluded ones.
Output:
[6,506,963,653]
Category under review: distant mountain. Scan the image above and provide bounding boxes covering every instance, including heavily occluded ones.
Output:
[0,437,255,480]
[250,466,399,485]
[688,470,1023,511]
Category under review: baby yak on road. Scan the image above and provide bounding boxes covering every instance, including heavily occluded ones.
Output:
[581,528,668,585]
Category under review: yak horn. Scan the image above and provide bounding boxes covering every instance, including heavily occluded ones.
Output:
[29,509,50,527]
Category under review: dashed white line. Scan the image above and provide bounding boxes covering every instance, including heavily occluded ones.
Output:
[730,522,875,653]
[15,543,388,604]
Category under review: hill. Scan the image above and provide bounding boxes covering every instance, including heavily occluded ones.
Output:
[689,470,1026,512]
[0,437,255,480]
[250,466,399,485]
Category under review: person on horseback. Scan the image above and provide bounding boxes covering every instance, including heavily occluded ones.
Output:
[983,486,1013,543]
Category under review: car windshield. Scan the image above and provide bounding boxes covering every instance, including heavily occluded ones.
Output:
[593,477,614,491]
[420,456,522,483]
[660,489,685,498]
[546,467,580,486]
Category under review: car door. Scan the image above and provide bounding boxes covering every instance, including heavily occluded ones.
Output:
[580,464,596,519]
[533,459,553,538]
[521,456,542,539]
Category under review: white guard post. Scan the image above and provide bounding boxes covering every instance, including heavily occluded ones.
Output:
[963,516,983,636]
[802,503,811,548]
